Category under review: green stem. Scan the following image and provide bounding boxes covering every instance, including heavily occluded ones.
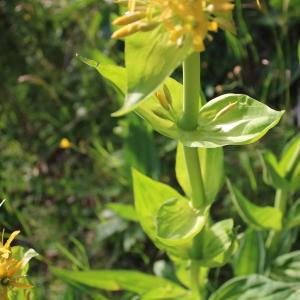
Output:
[179,52,206,210]
[179,52,201,130]
[183,147,206,209]
[180,53,207,299]
[190,261,202,300]
[266,189,288,257]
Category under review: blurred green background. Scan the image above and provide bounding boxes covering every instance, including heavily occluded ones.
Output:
[0,0,299,299]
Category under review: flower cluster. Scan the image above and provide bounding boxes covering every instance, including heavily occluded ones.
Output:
[0,231,37,300]
[112,0,235,51]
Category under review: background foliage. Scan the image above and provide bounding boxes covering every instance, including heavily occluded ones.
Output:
[0,0,299,299]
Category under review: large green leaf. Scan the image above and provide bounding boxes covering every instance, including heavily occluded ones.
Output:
[137,92,284,148]
[156,198,206,246]
[209,275,300,300]
[51,268,176,295]
[234,229,265,276]
[176,143,224,204]
[133,169,196,258]
[114,25,192,115]
[227,180,282,230]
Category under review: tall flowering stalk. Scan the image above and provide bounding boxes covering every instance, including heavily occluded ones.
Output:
[78,0,291,298]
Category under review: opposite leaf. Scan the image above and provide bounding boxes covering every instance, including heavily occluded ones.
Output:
[138,92,284,148]
[116,25,192,115]
[133,169,199,258]
[227,180,282,230]
[156,198,206,246]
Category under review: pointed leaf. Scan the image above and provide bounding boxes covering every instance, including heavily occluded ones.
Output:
[137,92,284,147]
[234,229,265,276]
[261,151,290,190]
[279,134,300,176]
[227,180,282,230]
[51,268,176,294]
[114,25,192,115]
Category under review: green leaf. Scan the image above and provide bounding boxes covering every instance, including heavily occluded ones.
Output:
[133,169,196,258]
[124,114,160,179]
[285,199,300,229]
[156,198,206,246]
[78,55,127,95]
[176,143,224,204]
[209,275,300,300]
[234,229,265,276]
[261,151,289,190]
[272,251,300,282]
[227,180,282,230]
[114,25,192,115]
[137,92,284,148]
[194,219,235,267]
[106,203,138,222]
[51,268,176,294]
[279,134,300,176]
[141,286,192,300]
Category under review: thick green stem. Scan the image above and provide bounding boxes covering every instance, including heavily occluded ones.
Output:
[183,147,206,209]
[190,261,202,300]
[180,53,207,299]
[179,52,206,210]
[179,52,201,130]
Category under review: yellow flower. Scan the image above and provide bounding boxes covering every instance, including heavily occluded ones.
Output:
[0,256,33,300]
[0,230,38,300]
[112,0,235,51]
[0,231,20,260]
[59,138,72,149]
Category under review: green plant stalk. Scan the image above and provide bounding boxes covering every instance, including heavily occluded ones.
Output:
[267,189,288,257]
[180,52,207,300]
[190,261,201,300]
[180,52,206,210]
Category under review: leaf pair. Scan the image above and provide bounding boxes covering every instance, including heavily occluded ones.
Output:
[80,56,284,149]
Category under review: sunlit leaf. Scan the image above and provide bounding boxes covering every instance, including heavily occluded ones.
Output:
[52,268,176,294]
[156,197,206,245]
[114,25,192,115]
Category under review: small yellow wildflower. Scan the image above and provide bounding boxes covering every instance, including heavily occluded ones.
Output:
[0,256,34,300]
[0,231,20,260]
[112,0,235,51]
[0,230,38,300]
[59,138,72,149]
